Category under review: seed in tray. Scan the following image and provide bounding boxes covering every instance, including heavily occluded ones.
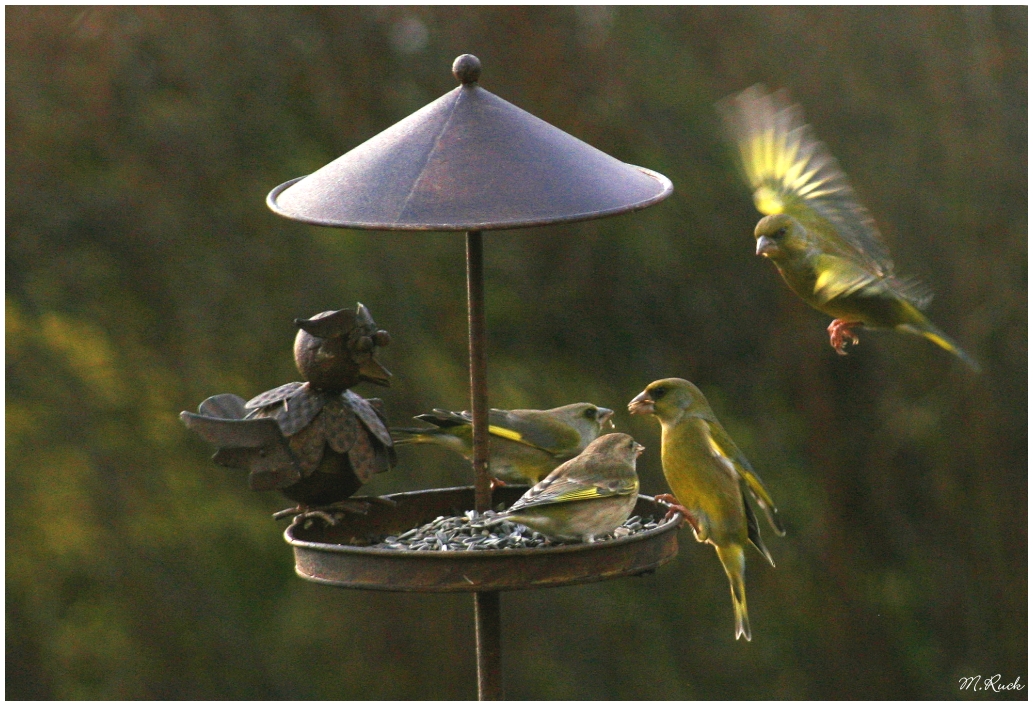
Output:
[368,512,673,551]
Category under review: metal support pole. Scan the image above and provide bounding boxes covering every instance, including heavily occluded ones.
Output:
[467,230,503,700]
[474,591,503,700]
[466,231,492,514]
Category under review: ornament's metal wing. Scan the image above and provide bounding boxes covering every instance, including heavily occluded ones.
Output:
[286,411,326,475]
[242,448,303,491]
[197,393,248,420]
[320,397,360,455]
[374,440,396,475]
[247,383,328,437]
[180,404,301,491]
[346,423,379,484]
[343,390,393,447]
[212,445,301,491]
[244,381,306,410]
[181,408,281,448]
[366,398,397,468]
[210,447,252,470]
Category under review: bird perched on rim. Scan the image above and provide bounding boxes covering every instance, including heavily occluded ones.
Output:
[180,304,396,521]
[718,84,980,372]
[392,403,614,487]
[489,432,644,542]
[629,378,785,641]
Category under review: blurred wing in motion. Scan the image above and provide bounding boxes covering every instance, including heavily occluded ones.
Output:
[719,85,894,278]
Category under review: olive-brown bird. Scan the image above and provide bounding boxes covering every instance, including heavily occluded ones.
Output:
[392,403,614,487]
[181,304,396,520]
[629,378,784,641]
[719,85,980,372]
[491,432,644,542]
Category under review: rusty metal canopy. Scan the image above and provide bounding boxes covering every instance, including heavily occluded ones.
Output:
[267,55,673,231]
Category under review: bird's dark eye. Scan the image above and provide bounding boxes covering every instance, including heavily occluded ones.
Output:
[651,387,666,400]
[584,408,597,420]
[773,226,788,239]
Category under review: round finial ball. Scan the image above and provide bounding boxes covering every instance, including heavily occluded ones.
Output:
[452,54,481,84]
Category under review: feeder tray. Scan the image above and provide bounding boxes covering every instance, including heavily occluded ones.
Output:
[286,486,681,592]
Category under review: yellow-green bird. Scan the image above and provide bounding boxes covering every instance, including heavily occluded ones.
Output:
[719,85,980,372]
[629,378,784,641]
[392,403,614,487]
[491,432,643,542]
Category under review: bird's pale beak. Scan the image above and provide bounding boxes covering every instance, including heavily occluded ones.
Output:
[755,235,778,257]
[634,442,646,458]
[627,391,654,415]
[358,357,392,387]
[597,407,615,429]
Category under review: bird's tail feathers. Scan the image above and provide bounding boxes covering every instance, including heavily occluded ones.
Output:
[715,543,751,641]
[389,427,442,445]
[898,322,982,374]
[415,409,472,429]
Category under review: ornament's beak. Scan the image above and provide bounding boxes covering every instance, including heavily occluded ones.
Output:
[359,356,392,387]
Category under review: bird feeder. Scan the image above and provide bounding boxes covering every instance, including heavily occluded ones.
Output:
[268,55,676,700]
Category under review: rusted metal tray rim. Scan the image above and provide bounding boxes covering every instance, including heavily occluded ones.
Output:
[284,485,681,592]
[266,167,673,232]
[285,493,679,559]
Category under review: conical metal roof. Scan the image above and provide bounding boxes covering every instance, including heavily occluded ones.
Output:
[267,55,672,231]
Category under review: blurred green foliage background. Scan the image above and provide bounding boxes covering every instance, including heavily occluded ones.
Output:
[6,6,1027,699]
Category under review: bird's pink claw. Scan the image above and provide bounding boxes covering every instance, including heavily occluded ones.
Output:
[654,493,699,534]
[828,319,862,355]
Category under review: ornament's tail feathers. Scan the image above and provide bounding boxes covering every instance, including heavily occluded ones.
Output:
[716,543,751,642]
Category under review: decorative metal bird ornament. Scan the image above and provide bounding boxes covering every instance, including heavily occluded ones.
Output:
[180,304,396,522]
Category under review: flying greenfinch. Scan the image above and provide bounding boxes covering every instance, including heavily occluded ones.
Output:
[491,432,644,542]
[629,378,784,641]
[392,403,614,486]
[719,85,980,372]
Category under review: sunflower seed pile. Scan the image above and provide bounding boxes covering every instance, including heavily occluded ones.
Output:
[372,511,670,551]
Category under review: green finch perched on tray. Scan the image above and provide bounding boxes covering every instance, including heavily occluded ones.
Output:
[719,84,980,372]
[490,432,643,542]
[629,378,784,641]
[392,403,614,487]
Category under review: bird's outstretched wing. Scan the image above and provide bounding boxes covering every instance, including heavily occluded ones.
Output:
[414,408,579,456]
[742,495,776,568]
[702,418,786,537]
[719,84,895,278]
[812,253,933,311]
[493,408,582,455]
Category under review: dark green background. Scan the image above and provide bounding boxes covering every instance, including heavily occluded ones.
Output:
[7,6,1026,699]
